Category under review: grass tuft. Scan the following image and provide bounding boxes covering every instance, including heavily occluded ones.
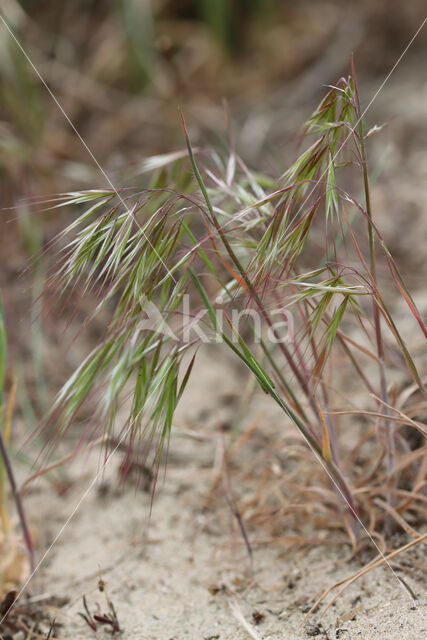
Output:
[40,69,426,553]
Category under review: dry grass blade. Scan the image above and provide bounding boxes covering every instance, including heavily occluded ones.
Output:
[228,599,263,640]
[373,499,421,539]
[305,533,426,620]
[328,409,427,436]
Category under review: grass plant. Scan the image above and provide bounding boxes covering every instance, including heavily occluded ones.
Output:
[40,69,425,556]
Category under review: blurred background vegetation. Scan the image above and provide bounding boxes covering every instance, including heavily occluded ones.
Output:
[0,0,426,431]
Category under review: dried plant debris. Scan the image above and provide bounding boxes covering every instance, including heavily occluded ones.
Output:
[251,609,266,625]
[0,591,65,639]
[0,538,30,602]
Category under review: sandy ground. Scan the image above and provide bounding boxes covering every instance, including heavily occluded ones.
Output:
[21,347,425,640]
